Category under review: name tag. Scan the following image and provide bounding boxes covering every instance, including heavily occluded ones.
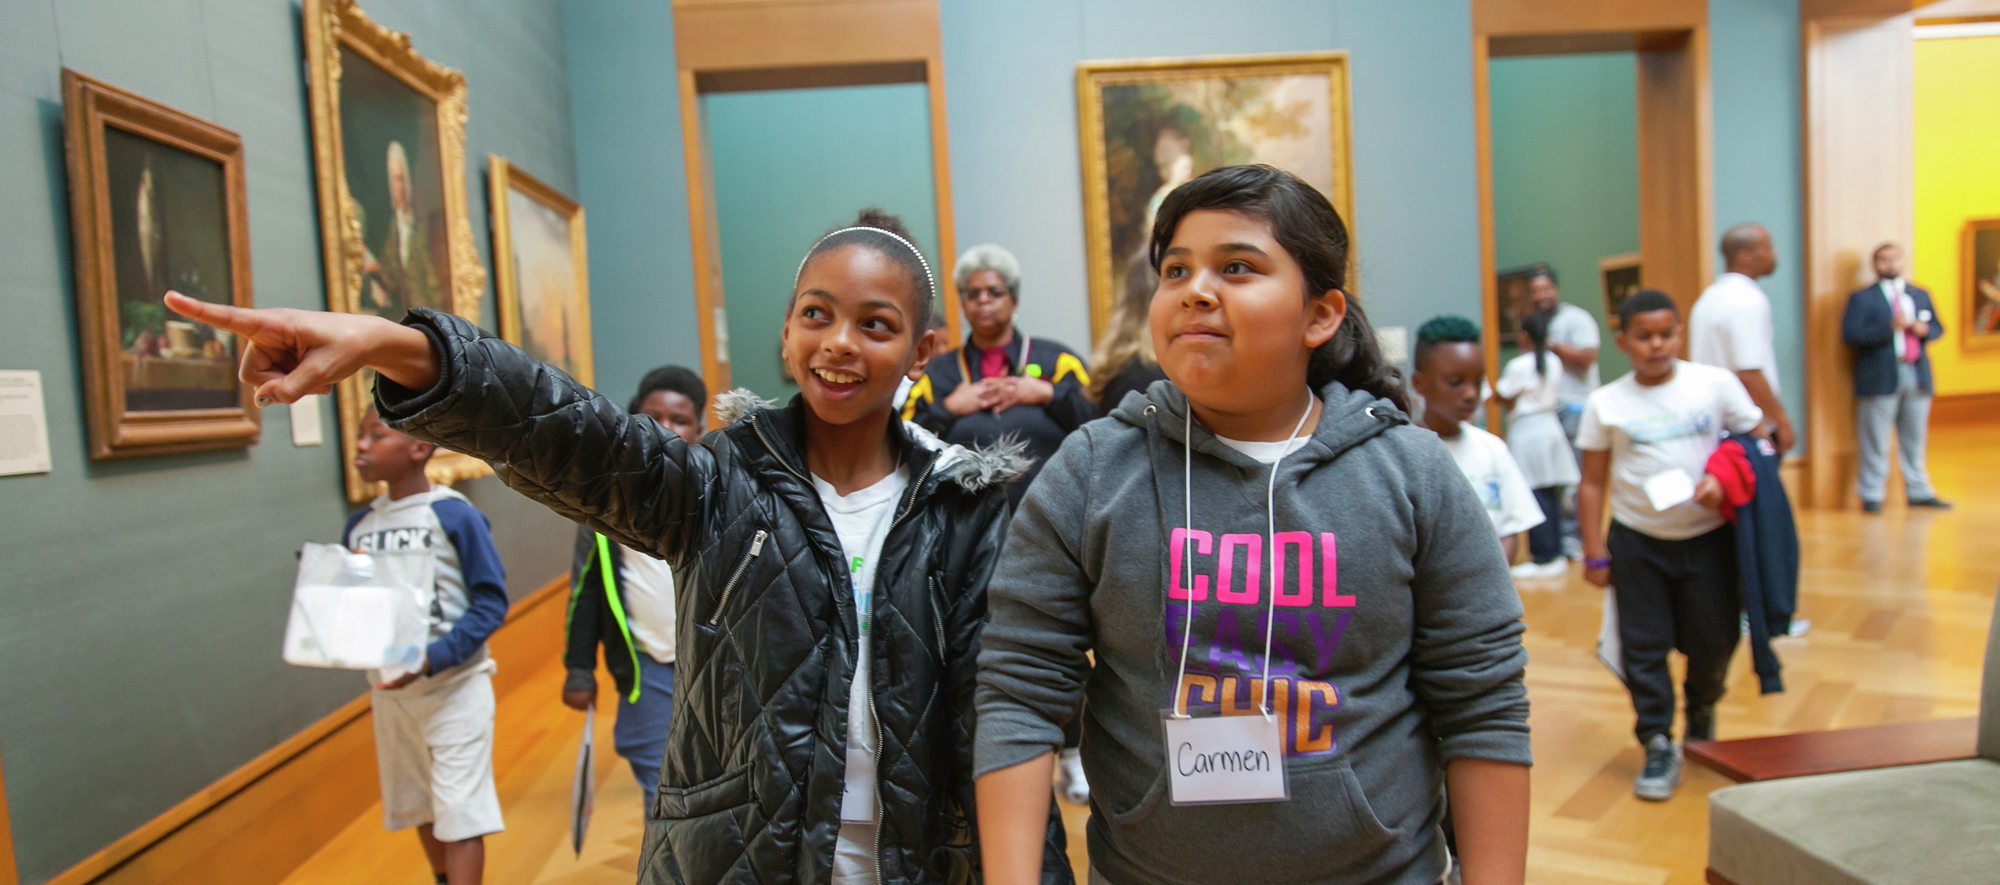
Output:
[1643,468,1695,512]
[1163,712,1287,806]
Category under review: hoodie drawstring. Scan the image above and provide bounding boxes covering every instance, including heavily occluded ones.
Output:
[1171,394,1314,720]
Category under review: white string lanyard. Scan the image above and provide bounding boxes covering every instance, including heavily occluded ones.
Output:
[1171,393,1315,720]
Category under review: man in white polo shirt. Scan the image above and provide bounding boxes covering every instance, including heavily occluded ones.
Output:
[1690,223,1795,453]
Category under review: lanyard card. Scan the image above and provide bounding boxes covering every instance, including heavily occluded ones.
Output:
[1162,711,1288,806]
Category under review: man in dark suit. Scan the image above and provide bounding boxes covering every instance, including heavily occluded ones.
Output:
[1841,243,1949,512]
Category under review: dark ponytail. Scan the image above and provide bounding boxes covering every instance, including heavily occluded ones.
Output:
[1521,310,1551,378]
[1148,164,1410,414]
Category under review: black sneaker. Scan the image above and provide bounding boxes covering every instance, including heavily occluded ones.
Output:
[1862,500,1883,513]
[1634,734,1682,801]
[1908,497,1953,510]
[1685,707,1716,743]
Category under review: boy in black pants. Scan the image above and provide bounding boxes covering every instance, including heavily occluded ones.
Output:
[1577,290,1764,801]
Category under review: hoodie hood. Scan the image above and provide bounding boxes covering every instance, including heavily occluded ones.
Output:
[713,387,1029,494]
[1109,378,1408,471]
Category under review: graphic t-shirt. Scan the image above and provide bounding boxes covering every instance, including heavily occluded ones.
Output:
[342,485,509,685]
[1576,361,1763,540]
[811,466,910,884]
[1438,423,1545,538]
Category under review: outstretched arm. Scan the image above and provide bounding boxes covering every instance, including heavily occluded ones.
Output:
[165,293,715,561]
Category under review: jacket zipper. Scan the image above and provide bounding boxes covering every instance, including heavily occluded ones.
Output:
[707,530,768,626]
[928,575,947,665]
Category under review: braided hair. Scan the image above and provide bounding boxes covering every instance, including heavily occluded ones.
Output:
[1148,165,1410,413]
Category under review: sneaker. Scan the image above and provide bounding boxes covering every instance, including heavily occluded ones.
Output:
[1563,536,1584,561]
[1056,747,1090,805]
[1634,734,1682,801]
[1908,497,1953,510]
[1532,558,1570,579]
[1862,500,1882,513]
[1509,561,1544,580]
[1786,618,1811,638]
[1685,707,1716,743]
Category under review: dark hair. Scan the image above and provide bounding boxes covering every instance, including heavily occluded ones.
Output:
[797,208,936,335]
[629,365,707,415]
[1148,165,1409,413]
[1413,315,1481,371]
[1530,265,1558,286]
[1617,289,1679,329]
[1520,310,1551,378]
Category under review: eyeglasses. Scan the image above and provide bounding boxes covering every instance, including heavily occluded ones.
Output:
[962,286,1012,303]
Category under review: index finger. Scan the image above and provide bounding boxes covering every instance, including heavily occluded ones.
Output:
[163,291,280,340]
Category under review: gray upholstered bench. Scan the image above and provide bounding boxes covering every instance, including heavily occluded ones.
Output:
[1704,598,1999,885]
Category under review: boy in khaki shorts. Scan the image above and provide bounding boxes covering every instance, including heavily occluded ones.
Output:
[346,409,507,884]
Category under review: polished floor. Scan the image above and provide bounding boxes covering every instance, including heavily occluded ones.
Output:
[280,420,1998,885]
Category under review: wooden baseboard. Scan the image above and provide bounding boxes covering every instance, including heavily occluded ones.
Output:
[1931,390,2000,425]
[46,575,570,885]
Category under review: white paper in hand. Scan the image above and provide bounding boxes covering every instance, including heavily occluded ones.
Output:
[571,704,596,855]
[1596,586,1626,683]
[1643,468,1696,512]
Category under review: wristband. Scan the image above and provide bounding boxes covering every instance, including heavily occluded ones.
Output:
[1585,557,1611,570]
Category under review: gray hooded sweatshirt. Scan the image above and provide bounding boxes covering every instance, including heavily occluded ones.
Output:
[975,380,1530,885]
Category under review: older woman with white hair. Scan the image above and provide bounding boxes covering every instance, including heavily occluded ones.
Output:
[903,244,1094,511]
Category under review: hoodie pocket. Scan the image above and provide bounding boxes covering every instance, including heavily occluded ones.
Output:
[1103,756,1401,882]
[642,765,756,885]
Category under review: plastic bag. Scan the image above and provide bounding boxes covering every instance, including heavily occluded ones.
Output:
[283,542,434,682]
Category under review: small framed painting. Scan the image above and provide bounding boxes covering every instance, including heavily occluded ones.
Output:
[63,69,258,459]
[1964,218,2000,348]
[1599,252,1642,330]
[489,156,593,386]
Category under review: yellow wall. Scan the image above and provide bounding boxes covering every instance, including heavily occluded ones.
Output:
[1914,33,2000,396]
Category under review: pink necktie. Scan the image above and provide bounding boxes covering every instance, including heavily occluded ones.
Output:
[1896,287,1920,364]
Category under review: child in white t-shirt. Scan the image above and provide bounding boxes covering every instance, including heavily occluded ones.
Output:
[1494,311,1580,578]
[1412,316,1544,563]
[1576,290,1763,804]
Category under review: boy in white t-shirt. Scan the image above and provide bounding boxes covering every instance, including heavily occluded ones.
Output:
[1412,316,1544,564]
[346,409,508,885]
[1577,291,1763,804]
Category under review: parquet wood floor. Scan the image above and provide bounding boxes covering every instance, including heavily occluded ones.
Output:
[278,421,1997,885]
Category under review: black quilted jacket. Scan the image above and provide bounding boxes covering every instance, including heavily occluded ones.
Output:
[376,310,1071,885]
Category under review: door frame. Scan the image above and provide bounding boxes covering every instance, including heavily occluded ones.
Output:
[1471,0,1713,431]
[670,0,962,401]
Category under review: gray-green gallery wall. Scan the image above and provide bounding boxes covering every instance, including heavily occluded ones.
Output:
[1490,52,1642,381]
[0,0,576,880]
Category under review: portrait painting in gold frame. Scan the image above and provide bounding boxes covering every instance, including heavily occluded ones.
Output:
[303,0,488,501]
[1964,218,2000,349]
[489,156,593,387]
[1076,51,1354,339]
[62,69,259,459]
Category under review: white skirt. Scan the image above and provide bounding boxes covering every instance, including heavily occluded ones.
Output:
[1507,410,1581,489]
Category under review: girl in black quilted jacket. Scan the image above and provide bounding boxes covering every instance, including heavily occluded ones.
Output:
[164,209,1070,885]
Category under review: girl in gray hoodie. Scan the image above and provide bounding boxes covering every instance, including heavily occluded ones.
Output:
[974,166,1531,885]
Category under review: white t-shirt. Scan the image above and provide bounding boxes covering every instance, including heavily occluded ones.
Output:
[1496,351,1565,418]
[1576,361,1763,540]
[617,544,677,665]
[1690,272,1780,395]
[1214,434,1310,464]
[813,466,911,885]
[1547,303,1602,405]
[1439,423,1545,538]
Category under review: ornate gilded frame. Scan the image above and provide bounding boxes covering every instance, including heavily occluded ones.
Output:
[303,0,488,501]
[1076,51,1354,339]
[1962,217,2000,350]
[63,69,260,459]
[488,155,594,387]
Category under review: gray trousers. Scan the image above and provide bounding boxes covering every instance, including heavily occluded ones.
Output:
[1855,363,1936,504]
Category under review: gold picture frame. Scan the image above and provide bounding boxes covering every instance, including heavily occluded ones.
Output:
[1962,217,2000,349]
[1077,51,1355,338]
[489,156,593,387]
[303,0,489,501]
[1599,252,1642,330]
[63,69,260,459]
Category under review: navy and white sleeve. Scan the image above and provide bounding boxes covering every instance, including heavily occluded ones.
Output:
[341,507,369,550]
[428,498,511,671]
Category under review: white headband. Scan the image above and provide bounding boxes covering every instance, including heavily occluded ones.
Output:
[794,226,936,300]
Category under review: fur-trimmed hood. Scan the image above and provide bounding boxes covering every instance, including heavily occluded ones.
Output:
[710,387,1030,493]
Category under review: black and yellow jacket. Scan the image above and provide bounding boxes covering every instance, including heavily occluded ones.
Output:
[903,328,1095,507]
[564,525,650,703]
